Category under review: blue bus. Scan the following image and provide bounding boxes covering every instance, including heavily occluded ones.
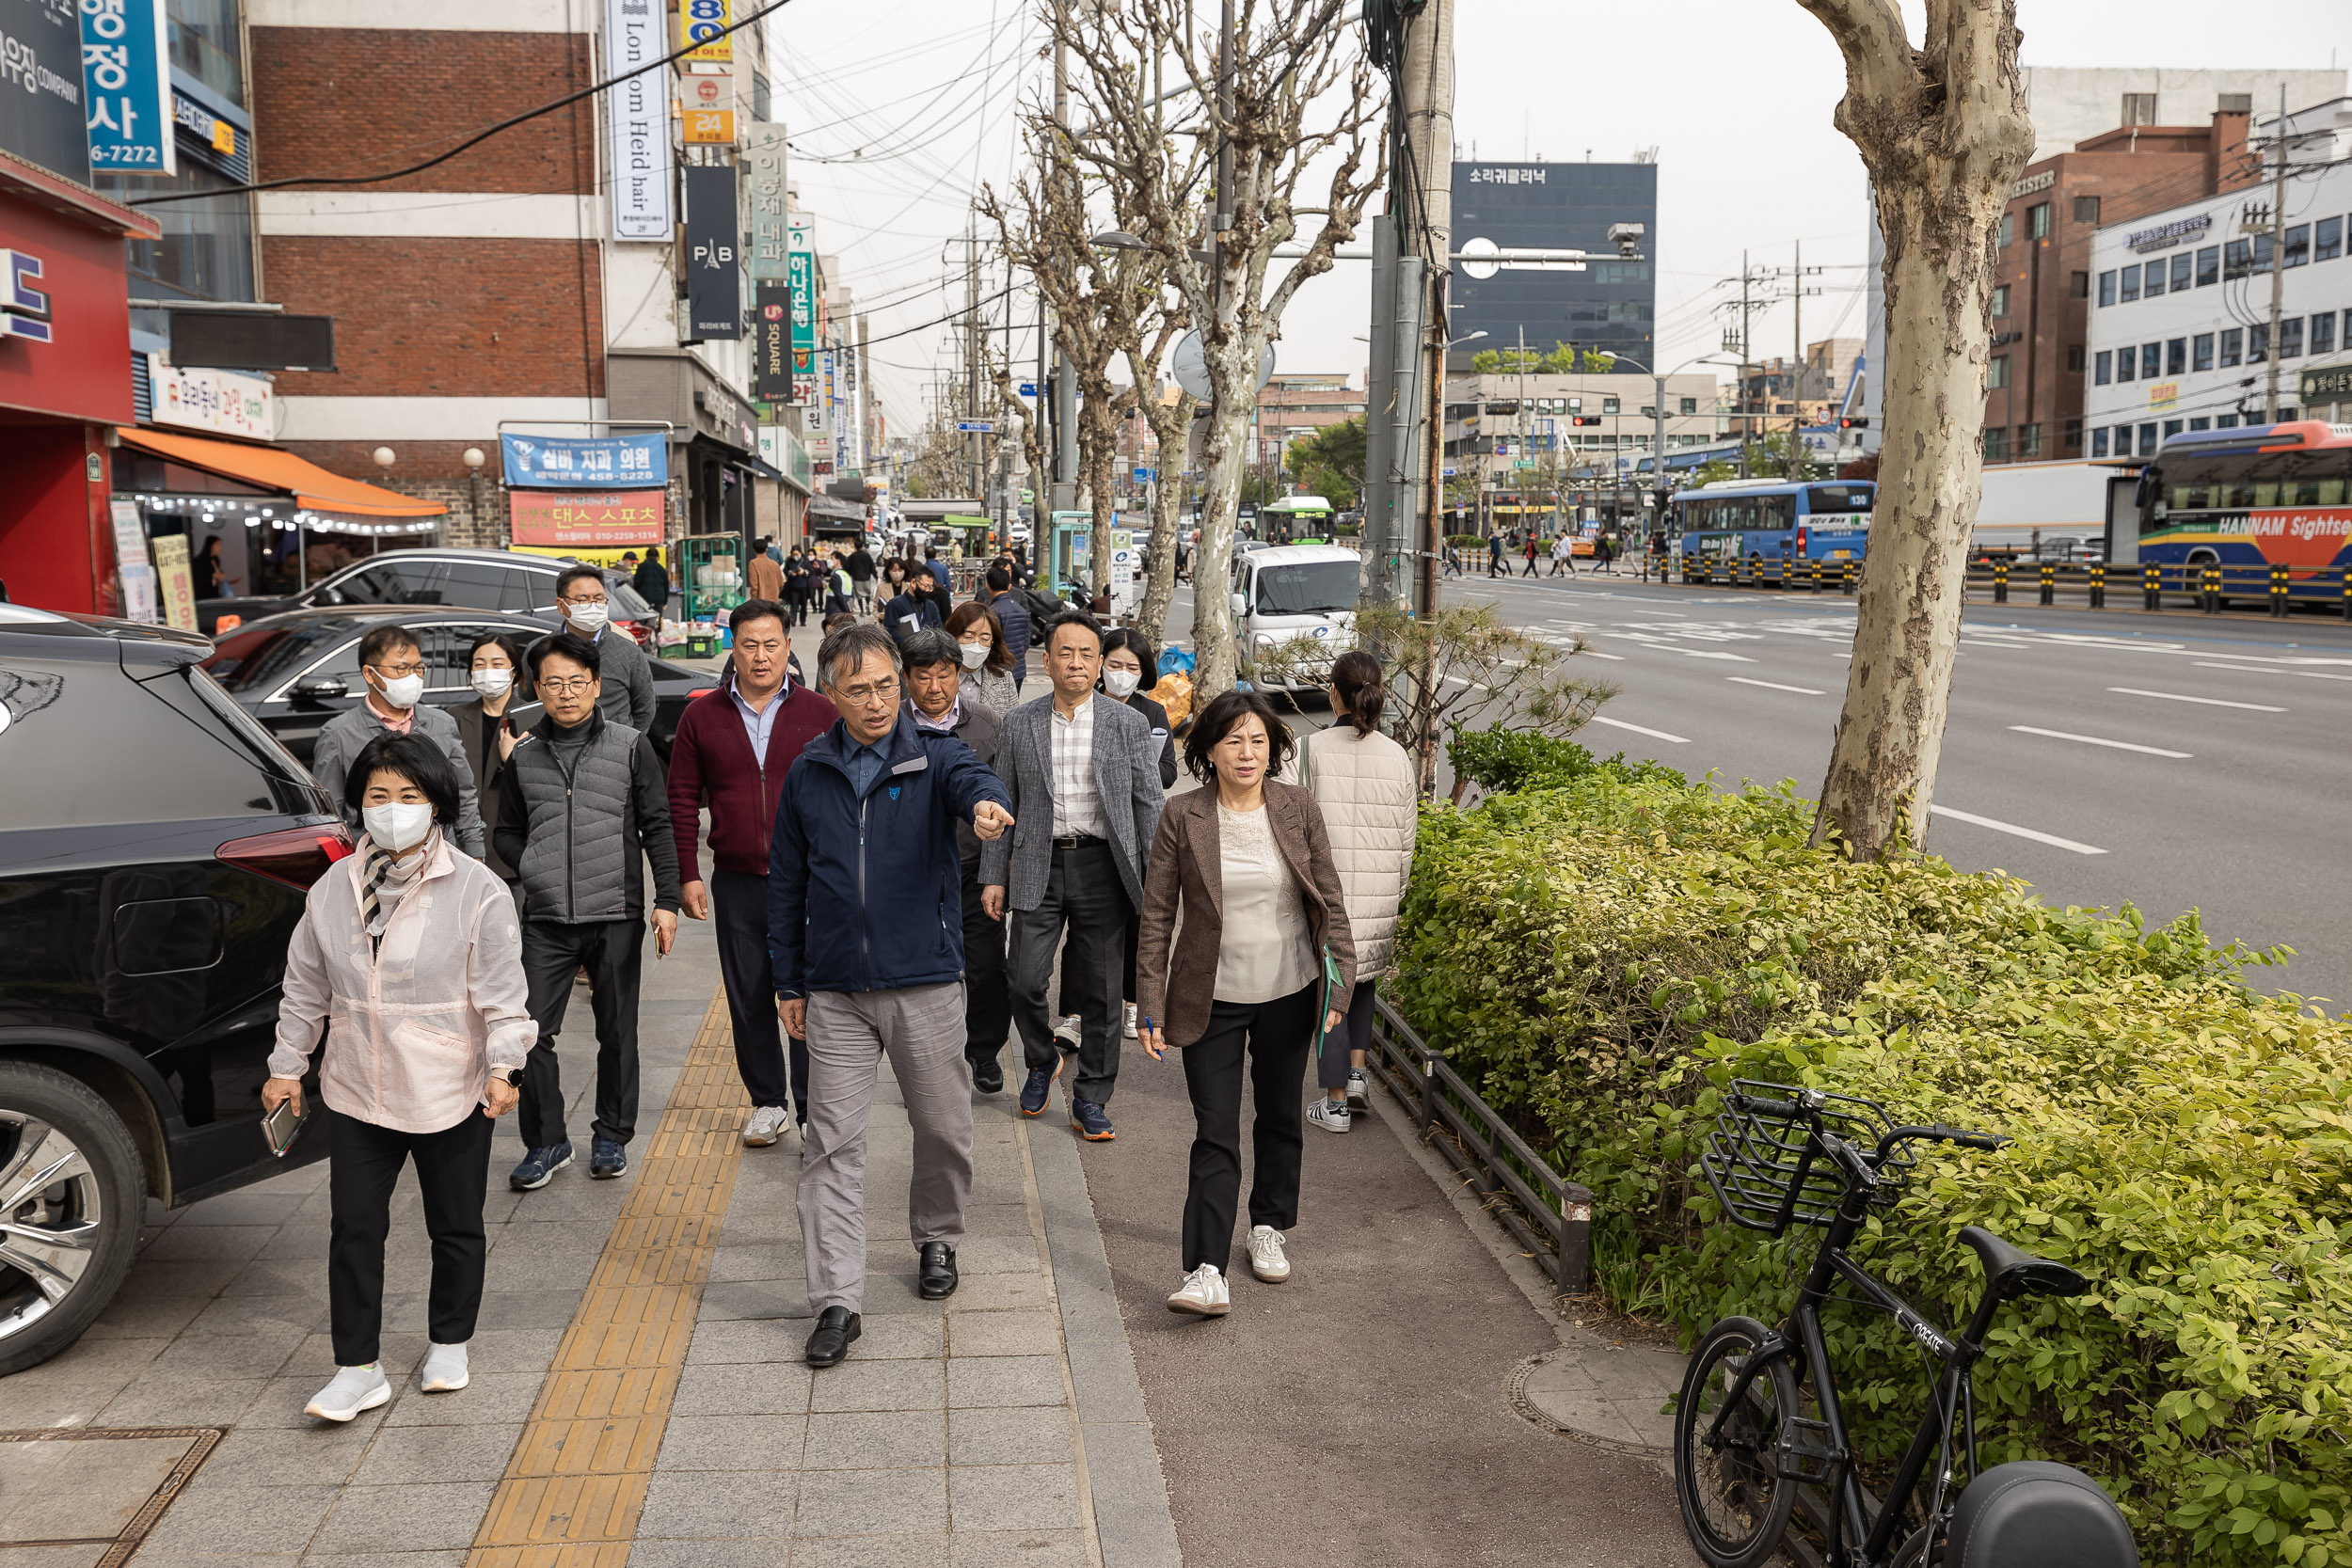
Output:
[1669,479,1874,583]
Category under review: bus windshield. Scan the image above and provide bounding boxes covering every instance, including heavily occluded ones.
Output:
[1255,560,1360,614]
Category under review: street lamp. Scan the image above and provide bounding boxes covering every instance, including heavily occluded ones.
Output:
[1599,352,1738,574]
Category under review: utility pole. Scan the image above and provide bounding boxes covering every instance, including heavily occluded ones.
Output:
[1405,0,1454,629]
[2264,84,2289,422]
[966,229,981,502]
[1791,239,1804,471]
[1738,250,1753,476]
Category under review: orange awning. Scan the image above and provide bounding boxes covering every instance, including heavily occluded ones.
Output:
[117,427,446,519]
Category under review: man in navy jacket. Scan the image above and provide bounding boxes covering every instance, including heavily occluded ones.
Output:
[771,622,1014,1369]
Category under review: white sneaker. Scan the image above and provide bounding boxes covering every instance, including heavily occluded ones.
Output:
[1122,1003,1138,1039]
[1248,1226,1292,1283]
[743,1105,789,1147]
[419,1341,469,1393]
[1053,1014,1083,1051]
[1166,1262,1231,1316]
[1305,1097,1352,1135]
[781,1117,804,1154]
[305,1363,390,1421]
[1344,1069,1370,1112]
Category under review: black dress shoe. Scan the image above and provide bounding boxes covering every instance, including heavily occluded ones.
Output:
[918,1242,960,1301]
[804,1307,861,1368]
[971,1058,1004,1094]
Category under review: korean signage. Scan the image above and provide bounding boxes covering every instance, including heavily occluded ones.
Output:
[151,532,197,630]
[2126,213,2210,254]
[747,122,787,277]
[787,220,815,400]
[80,0,171,174]
[1466,165,1546,185]
[500,433,666,489]
[2300,363,2352,404]
[509,490,666,548]
[682,165,740,341]
[682,108,733,144]
[1,248,49,341]
[2147,381,2178,412]
[753,282,792,401]
[1,0,91,182]
[169,88,233,161]
[678,0,728,63]
[147,355,273,437]
[604,0,671,240]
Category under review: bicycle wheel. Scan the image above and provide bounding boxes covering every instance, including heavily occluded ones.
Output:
[1676,1316,1802,1568]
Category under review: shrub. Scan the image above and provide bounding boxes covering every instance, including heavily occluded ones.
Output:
[1445,726,1686,795]
[1392,768,2346,1564]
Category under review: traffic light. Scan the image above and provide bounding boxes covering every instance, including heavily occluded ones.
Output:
[1839,417,1870,429]
[1569,415,1600,427]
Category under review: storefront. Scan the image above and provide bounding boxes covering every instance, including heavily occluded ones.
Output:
[608,349,772,553]
[498,431,668,572]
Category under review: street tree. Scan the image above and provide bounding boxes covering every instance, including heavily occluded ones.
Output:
[1123,319,1197,652]
[1796,0,2032,858]
[983,340,1052,557]
[1284,415,1365,508]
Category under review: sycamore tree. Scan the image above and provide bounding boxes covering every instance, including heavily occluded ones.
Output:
[1124,325,1197,652]
[1795,0,2032,858]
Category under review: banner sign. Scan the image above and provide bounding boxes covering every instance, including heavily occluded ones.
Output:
[753,283,791,401]
[604,0,671,240]
[2302,362,2352,404]
[151,532,197,630]
[682,165,740,340]
[678,0,728,63]
[500,432,666,489]
[746,122,787,277]
[682,107,732,144]
[80,0,172,174]
[509,489,666,548]
[1,0,91,182]
[146,354,273,437]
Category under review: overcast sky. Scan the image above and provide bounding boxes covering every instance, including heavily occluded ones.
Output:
[768,2,2352,439]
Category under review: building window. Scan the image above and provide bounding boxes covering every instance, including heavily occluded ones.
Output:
[2279,317,2303,358]
[2115,344,2136,382]
[1602,396,1619,414]
[2122,92,2159,125]
[2142,260,2167,297]
[101,164,258,303]
[2167,338,2186,375]
[2192,333,2214,372]
[2249,323,2267,363]
[2137,423,2158,456]
[2319,216,2344,262]
[2066,344,2087,372]
[2314,312,2338,356]
[2120,268,2140,303]
[2217,92,2252,114]
[2219,327,2243,367]
[2141,342,2162,378]
[2063,418,2083,450]
[2253,232,2273,271]
[2224,239,2251,279]
[2074,196,2102,226]
[2116,422,2137,450]
[2217,413,2239,428]
[2189,417,2211,431]
[2169,253,2191,293]
[2163,419,2184,440]
[1987,356,2010,390]
[2098,269,2117,306]
[2028,202,2051,240]
[2018,423,2043,458]
[2281,405,2297,421]
[1679,397,1697,414]
[1990,284,2010,317]
[2091,427,2110,457]
[2070,271,2090,299]
[2094,349,2113,384]
[2196,245,2219,286]
[1998,212,2014,247]
[1983,427,2009,460]
[2284,225,2310,268]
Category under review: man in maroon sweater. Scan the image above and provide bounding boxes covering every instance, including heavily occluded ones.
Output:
[669,597,837,1148]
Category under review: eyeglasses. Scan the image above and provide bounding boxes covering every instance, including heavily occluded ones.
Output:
[831,678,900,705]
[540,675,597,696]
[560,594,610,607]
[368,661,425,678]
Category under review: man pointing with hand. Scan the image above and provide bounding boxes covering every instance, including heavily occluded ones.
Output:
[771,623,1014,1370]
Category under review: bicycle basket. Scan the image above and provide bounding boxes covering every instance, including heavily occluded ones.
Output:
[1698,1080,1916,1235]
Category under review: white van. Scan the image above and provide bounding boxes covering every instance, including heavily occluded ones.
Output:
[1229,544,1360,691]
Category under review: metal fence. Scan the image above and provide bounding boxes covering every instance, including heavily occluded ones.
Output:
[1679,556,1863,594]
[1361,994,1594,1296]
[1965,558,2352,618]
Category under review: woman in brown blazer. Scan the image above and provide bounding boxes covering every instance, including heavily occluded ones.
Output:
[1136,689,1354,1317]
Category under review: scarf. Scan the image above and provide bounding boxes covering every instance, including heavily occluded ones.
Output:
[359,832,434,954]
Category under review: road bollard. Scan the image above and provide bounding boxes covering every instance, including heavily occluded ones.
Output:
[2143,562,2160,610]
[2201,564,2222,613]
[1993,560,2009,604]
[2040,562,2056,607]
[1842,560,1857,594]
[2343,566,2352,621]
[2089,562,2106,610]
[2271,562,2290,619]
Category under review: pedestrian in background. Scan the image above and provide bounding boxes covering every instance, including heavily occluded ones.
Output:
[669,599,834,1150]
[748,540,784,604]
[982,615,1164,1143]
[1282,652,1416,1136]
[1136,689,1354,1316]
[946,601,1016,715]
[900,627,1012,1092]
[1521,533,1539,577]
[311,624,485,859]
[1487,534,1503,578]
[771,624,1014,1367]
[981,565,1031,692]
[1549,532,1575,577]
[880,559,940,641]
[262,733,532,1420]
[449,631,539,887]
[824,554,854,617]
[495,634,680,1191]
[919,560,957,627]
[634,546,672,616]
[552,566,656,731]
[846,542,878,613]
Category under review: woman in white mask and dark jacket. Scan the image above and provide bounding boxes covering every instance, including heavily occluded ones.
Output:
[262,732,535,1423]
[449,632,543,885]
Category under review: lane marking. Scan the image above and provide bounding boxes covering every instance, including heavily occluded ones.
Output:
[2106,687,2286,712]
[1726,676,1824,695]
[1962,637,2038,649]
[2008,725,2192,758]
[1578,650,1628,660]
[1931,805,2107,856]
[1588,714,1691,744]
[2193,660,2352,683]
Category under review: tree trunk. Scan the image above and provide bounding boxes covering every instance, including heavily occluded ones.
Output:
[1191,362,1254,697]
[1080,391,1120,597]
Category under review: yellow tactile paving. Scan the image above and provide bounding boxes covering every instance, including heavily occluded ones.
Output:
[465,989,748,1568]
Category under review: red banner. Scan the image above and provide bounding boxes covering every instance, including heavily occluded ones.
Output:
[509,490,665,547]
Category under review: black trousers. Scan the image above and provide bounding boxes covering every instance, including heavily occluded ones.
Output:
[327,1106,492,1365]
[961,854,1011,1070]
[1007,840,1128,1105]
[1317,977,1378,1090]
[1057,901,1139,1013]
[1179,982,1319,1274]
[518,917,644,1148]
[711,868,807,1117]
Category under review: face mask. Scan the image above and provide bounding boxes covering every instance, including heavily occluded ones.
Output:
[1104,669,1142,700]
[960,643,990,670]
[470,669,514,699]
[564,601,610,634]
[372,670,425,709]
[362,800,434,853]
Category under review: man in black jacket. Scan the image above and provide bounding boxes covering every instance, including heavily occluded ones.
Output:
[495,633,681,1191]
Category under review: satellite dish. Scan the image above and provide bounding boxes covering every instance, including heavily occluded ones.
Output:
[1172,331,1277,401]
[1458,236,1500,280]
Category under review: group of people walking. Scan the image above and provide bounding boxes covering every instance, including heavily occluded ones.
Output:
[262,549,1422,1416]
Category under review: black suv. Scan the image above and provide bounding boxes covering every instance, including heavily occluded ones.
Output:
[0,607,347,1376]
[197,547,659,638]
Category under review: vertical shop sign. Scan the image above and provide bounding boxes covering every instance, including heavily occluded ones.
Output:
[604,0,671,240]
[753,283,792,401]
[80,0,172,174]
[682,164,740,341]
[0,0,91,182]
[787,220,816,401]
[151,532,197,630]
[677,0,728,63]
[747,122,788,277]
[109,499,158,623]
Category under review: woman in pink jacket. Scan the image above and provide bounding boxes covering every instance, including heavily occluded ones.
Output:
[262,733,535,1422]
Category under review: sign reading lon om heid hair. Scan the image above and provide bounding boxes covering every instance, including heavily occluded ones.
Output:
[509,490,665,548]
[683,165,741,341]
[604,0,671,240]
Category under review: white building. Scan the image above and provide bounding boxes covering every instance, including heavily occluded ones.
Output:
[2083,99,2352,458]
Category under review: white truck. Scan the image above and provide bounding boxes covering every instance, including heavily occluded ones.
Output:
[1969,459,2128,561]
[1230,544,1360,691]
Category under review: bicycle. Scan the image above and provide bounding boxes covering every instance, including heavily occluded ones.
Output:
[1674,1083,2138,1568]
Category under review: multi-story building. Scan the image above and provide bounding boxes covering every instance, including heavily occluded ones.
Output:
[1739,338,1864,427]
[1251,372,1364,471]
[1441,370,1721,533]
[2085,99,2352,457]
[1448,155,1656,372]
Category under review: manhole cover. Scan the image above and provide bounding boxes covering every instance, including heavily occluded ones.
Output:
[0,1427,221,1567]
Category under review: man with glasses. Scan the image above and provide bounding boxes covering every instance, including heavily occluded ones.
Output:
[312,623,485,857]
[771,623,1014,1369]
[552,565,656,730]
[496,633,682,1190]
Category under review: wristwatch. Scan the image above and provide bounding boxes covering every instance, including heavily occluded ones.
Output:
[487,1067,521,1085]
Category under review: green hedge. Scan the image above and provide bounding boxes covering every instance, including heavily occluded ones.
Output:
[1391,766,2350,1565]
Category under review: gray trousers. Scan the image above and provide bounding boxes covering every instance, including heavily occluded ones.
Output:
[800,982,974,1314]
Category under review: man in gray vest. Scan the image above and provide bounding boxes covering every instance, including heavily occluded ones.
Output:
[495,632,681,1190]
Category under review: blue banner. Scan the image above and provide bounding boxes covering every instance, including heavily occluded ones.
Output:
[501,433,668,489]
[80,0,172,175]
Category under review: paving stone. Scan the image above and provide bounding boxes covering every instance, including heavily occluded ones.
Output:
[945,1357,1067,1410]
[378,1372,547,1427]
[846,1314,944,1361]
[184,1423,377,1490]
[0,1545,110,1568]
[0,1433,194,1543]
[948,1528,1090,1567]
[951,1236,1044,1276]
[684,1316,811,1365]
[672,1360,815,1417]
[655,1413,807,1472]
[309,1481,498,1555]
[139,1224,276,1263]
[293,1554,468,1568]
[942,1275,1052,1314]
[787,1534,949,1567]
[280,1333,428,1381]
[116,1258,244,1300]
[807,1357,945,1415]
[214,1261,333,1299]
[148,1328,307,1380]
[946,1406,1072,1467]
[81,1292,208,1341]
[95,1372,269,1427]
[800,1410,945,1470]
[187,1292,330,1337]
[956,1206,1037,1239]
[707,1243,807,1284]
[136,1483,341,1556]
[694,1281,808,1321]
[946,1464,1084,1533]
[460,1328,564,1376]
[237,1377,390,1431]
[350,1423,524,1485]
[944,1310,1059,1359]
[792,1468,947,1538]
[631,1540,795,1568]
[635,1468,799,1539]
[175,1191,310,1227]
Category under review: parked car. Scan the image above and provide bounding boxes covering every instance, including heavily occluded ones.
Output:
[199,606,720,766]
[0,606,353,1376]
[197,547,659,642]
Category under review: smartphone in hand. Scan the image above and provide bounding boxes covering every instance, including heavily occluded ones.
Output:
[262,1097,310,1158]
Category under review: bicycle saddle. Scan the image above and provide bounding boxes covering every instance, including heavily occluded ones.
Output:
[1958,1227,2090,1300]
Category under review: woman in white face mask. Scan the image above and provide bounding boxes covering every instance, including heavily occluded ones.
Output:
[449,632,540,887]
[261,733,534,1424]
[945,601,1016,716]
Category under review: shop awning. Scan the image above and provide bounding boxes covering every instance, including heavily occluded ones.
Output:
[116,427,446,519]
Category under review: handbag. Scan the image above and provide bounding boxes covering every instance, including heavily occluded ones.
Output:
[1311,943,1345,1056]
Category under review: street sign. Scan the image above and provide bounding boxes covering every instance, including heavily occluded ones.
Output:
[1133,467,1153,481]
[1018,383,1038,396]
[957,420,994,433]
